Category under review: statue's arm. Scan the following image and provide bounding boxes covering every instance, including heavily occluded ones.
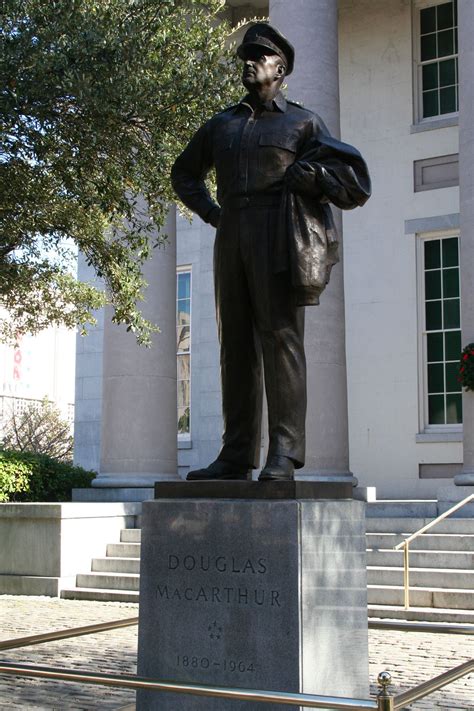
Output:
[296,113,371,209]
[284,112,331,199]
[171,121,220,225]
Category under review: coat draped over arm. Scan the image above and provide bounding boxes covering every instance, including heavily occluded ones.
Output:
[274,134,371,306]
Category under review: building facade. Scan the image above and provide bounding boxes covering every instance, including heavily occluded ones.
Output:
[74,0,474,499]
[0,316,75,437]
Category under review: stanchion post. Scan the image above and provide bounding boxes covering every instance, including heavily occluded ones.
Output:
[377,672,395,711]
[403,543,410,610]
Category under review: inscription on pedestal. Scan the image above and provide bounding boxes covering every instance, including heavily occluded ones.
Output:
[158,553,280,607]
[137,500,299,710]
[137,498,368,710]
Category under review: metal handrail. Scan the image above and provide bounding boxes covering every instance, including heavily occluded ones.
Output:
[1,660,473,709]
[0,662,378,709]
[368,619,474,635]
[1,616,472,708]
[393,492,474,609]
[392,658,474,709]
[1,617,472,654]
[394,493,474,548]
[0,617,138,652]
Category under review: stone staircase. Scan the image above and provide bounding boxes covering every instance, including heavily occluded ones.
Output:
[61,528,140,603]
[366,504,474,624]
[61,502,474,623]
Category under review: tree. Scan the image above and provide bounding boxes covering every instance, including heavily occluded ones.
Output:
[1,0,241,344]
[1,397,74,461]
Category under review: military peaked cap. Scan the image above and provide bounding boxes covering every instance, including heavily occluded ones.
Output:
[237,22,295,75]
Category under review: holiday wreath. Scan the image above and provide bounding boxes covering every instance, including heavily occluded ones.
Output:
[459,343,474,392]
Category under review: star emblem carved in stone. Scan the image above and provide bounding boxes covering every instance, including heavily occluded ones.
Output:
[208,620,223,640]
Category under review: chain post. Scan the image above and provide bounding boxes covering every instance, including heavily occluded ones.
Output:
[376,671,395,711]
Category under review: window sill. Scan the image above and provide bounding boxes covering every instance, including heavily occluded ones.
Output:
[411,115,459,134]
[178,439,192,449]
[416,431,462,443]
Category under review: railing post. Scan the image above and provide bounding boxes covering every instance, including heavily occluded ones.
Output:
[403,543,410,610]
[377,671,395,711]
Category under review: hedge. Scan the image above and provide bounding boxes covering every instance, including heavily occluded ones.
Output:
[0,449,95,502]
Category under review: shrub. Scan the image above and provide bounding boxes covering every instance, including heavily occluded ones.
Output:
[0,449,94,502]
[0,453,30,502]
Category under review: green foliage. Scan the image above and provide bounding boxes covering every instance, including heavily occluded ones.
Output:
[0,451,30,501]
[0,449,95,502]
[459,343,474,392]
[1,0,241,344]
[1,397,74,461]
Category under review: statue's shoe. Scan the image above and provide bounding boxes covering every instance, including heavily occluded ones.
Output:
[186,459,251,481]
[258,455,295,481]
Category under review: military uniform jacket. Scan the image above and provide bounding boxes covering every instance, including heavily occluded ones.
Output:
[171,92,371,304]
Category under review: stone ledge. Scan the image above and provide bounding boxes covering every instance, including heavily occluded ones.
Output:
[0,574,76,597]
[0,502,142,518]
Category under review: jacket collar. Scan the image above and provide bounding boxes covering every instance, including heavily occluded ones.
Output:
[237,91,287,114]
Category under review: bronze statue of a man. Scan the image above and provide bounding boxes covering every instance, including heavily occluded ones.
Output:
[172,23,370,482]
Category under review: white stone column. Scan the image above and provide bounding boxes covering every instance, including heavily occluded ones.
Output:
[94,206,179,489]
[270,0,354,482]
[455,0,474,486]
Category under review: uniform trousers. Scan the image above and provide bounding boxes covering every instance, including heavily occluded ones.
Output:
[214,200,306,470]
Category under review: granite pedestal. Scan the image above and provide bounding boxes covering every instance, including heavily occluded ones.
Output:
[137,483,369,710]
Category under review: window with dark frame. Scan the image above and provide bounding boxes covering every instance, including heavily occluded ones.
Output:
[177,270,191,437]
[419,0,458,119]
[423,236,462,426]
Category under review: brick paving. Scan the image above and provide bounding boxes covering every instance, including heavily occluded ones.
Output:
[0,596,472,710]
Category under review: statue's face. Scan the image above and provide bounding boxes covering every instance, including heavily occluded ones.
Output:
[241,48,285,91]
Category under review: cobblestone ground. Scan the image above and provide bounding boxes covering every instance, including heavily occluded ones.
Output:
[0,596,472,710]
[368,628,473,710]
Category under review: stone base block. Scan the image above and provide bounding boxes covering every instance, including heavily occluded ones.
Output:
[353,486,377,502]
[0,574,76,596]
[137,491,368,710]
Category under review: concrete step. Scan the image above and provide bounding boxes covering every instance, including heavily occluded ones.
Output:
[367,549,474,569]
[107,542,141,558]
[76,572,140,591]
[368,604,474,624]
[61,587,139,603]
[120,529,141,543]
[367,566,474,590]
[92,557,140,574]
[438,501,474,517]
[368,585,474,609]
[366,501,438,518]
[365,517,474,534]
[366,532,474,551]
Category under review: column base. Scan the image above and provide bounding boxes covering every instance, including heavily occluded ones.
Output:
[295,471,359,487]
[72,487,154,502]
[436,482,474,517]
[91,472,181,487]
[454,470,474,486]
[72,471,182,501]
